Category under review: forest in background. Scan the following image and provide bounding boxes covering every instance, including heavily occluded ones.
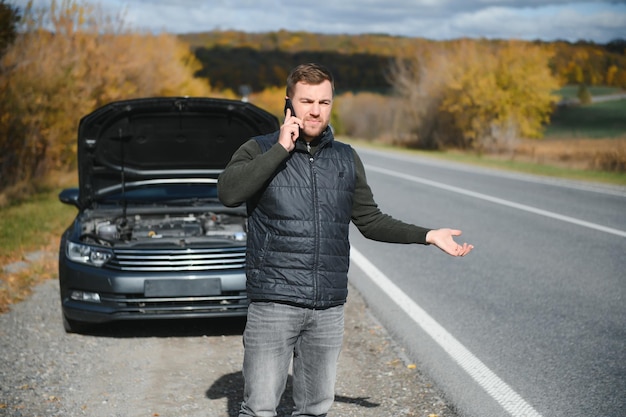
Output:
[1,0,625,204]
[183,30,625,154]
[183,30,625,150]
[182,30,626,94]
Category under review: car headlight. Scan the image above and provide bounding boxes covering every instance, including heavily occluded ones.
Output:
[66,241,113,267]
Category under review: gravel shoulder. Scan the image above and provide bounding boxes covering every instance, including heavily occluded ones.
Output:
[1,273,458,417]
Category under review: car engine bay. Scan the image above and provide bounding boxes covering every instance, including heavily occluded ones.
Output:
[79,211,247,246]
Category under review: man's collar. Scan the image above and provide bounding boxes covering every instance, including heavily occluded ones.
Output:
[295,126,333,152]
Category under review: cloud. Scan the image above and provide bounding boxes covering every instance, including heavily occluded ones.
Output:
[445,4,626,41]
[10,0,626,42]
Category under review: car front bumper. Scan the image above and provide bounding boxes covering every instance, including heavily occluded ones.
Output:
[59,258,249,324]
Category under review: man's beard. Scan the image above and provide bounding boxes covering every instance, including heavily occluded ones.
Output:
[302,121,327,139]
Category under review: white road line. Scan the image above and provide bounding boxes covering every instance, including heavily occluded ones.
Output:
[367,165,626,238]
[350,247,543,417]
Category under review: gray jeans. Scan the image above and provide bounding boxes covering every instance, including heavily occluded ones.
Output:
[238,301,345,417]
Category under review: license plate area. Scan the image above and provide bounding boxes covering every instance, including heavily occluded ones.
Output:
[144,279,221,297]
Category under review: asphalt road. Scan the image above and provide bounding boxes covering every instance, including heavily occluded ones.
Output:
[347,145,626,417]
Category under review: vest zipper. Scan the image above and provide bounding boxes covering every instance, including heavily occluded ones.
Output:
[309,154,320,305]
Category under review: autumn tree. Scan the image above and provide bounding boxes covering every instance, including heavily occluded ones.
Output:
[549,40,626,88]
[390,40,561,151]
[0,0,20,56]
[0,0,211,193]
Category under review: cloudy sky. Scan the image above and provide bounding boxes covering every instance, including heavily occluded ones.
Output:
[14,0,626,43]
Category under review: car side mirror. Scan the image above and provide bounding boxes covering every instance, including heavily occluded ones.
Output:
[59,188,80,209]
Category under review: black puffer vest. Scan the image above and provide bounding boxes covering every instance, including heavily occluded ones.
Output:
[246,129,356,308]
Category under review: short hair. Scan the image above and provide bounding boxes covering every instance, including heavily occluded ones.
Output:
[286,63,335,98]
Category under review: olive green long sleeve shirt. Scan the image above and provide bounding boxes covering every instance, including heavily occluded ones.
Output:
[217,138,431,245]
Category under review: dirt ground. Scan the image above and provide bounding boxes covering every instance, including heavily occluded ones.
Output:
[1,270,457,417]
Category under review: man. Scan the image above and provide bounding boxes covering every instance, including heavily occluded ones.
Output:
[218,63,473,417]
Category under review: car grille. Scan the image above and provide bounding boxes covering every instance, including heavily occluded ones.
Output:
[99,292,249,316]
[106,246,246,272]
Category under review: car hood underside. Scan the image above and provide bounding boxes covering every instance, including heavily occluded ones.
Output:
[77,97,278,207]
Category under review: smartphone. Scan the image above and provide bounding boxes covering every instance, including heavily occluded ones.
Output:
[284,98,302,138]
[284,98,297,118]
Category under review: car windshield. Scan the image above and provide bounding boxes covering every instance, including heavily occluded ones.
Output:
[97,183,219,204]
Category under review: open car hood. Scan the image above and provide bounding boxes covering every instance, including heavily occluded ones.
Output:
[77,97,279,207]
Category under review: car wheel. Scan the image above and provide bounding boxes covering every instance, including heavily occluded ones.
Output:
[62,314,90,334]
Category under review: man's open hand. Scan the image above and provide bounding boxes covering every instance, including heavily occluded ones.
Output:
[426,228,474,257]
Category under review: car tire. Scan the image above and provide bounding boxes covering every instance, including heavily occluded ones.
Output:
[62,314,90,334]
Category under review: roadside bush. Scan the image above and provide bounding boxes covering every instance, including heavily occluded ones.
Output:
[247,87,402,143]
[334,92,398,140]
[593,148,626,172]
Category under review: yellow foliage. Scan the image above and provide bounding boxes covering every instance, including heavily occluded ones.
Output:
[391,39,560,150]
[249,86,287,119]
[606,65,618,86]
[0,0,212,190]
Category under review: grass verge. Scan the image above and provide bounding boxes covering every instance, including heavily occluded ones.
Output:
[0,187,77,312]
[0,188,77,264]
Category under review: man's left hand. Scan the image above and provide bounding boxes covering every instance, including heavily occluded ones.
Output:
[426,228,474,257]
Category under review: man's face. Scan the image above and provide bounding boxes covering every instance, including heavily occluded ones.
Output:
[291,80,333,141]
